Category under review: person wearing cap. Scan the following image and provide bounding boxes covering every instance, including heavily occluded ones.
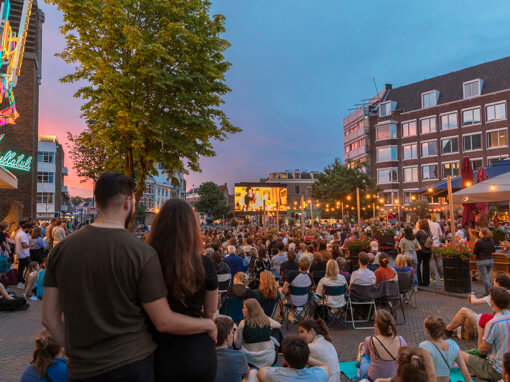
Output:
[369,241,381,266]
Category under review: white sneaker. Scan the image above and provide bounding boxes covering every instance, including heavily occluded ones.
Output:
[17,282,25,289]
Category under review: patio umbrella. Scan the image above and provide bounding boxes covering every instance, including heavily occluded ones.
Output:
[461,158,476,229]
[476,167,489,227]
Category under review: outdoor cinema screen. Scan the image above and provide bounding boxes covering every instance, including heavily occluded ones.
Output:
[234,185,288,213]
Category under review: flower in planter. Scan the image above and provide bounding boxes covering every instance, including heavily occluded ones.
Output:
[432,241,475,261]
[345,239,371,252]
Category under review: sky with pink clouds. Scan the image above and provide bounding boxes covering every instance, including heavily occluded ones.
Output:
[38,0,510,197]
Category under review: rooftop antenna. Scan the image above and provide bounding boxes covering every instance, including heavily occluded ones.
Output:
[373,77,381,103]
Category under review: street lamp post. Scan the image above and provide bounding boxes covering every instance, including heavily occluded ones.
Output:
[276,200,280,232]
[356,187,361,235]
[394,198,401,223]
[300,195,305,237]
[309,200,314,224]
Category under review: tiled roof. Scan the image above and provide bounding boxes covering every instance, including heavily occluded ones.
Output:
[386,57,510,113]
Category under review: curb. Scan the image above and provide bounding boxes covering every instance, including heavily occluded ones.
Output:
[417,286,471,299]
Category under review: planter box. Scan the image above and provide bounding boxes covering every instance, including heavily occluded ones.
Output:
[443,257,471,294]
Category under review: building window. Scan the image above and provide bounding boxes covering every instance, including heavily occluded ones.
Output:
[463,80,481,98]
[421,141,437,157]
[37,172,54,184]
[463,134,482,152]
[422,91,437,108]
[403,143,418,160]
[377,168,398,184]
[440,112,457,130]
[402,121,417,137]
[37,151,54,163]
[472,159,483,171]
[37,192,54,204]
[403,167,418,183]
[487,129,508,149]
[441,137,459,154]
[420,116,437,134]
[487,156,509,166]
[422,164,438,180]
[486,102,506,122]
[376,124,397,140]
[442,162,460,178]
[295,185,301,195]
[376,146,398,162]
[380,190,399,205]
[404,190,417,205]
[379,102,391,117]
[462,107,481,126]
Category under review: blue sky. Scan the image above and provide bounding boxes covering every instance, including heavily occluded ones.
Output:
[38,0,510,196]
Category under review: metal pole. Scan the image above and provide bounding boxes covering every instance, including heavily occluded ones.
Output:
[341,201,344,223]
[300,195,305,237]
[373,202,376,219]
[310,201,314,225]
[276,200,280,232]
[356,187,361,236]
[447,176,456,246]
[263,200,266,233]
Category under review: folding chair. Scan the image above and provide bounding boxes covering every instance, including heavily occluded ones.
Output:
[347,284,378,330]
[255,294,280,318]
[283,286,312,329]
[312,270,326,286]
[493,253,510,275]
[321,285,347,328]
[378,279,404,324]
[217,273,231,299]
[397,271,416,308]
[219,296,244,324]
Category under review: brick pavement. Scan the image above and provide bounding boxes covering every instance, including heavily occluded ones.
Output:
[0,288,492,382]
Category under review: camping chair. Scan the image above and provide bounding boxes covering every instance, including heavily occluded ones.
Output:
[280,269,295,286]
[255,294,280,318]
[217,273,232,298]
[397,270,416,309]
[219,296,244,324]
[321,285,347,328]
[312,270,326,285]
[347,284,378,330]
[282,286,313,329]
[492,253,510,275]
[378,279,405,324]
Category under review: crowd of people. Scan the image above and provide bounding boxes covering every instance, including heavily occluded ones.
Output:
[2,172,510,381]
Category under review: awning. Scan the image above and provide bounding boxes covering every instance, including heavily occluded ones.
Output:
[415,159,510,196]
[0,166,18,189]
[452,173,510,204]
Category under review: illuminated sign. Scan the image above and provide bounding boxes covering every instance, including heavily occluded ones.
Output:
[0,150,32,171]
[235,185,288,213]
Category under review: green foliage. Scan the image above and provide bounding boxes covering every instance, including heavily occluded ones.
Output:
[70,196,93,206]
[370,223,396,244]
[433,241,475,261]
[311,159,379,211]
[345,239,371,252]
[408,199,430,222]
[194,182,229,220]
[51,0,240,206]
[490,227,507,243]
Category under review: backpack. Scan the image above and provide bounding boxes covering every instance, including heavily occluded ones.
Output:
[423,233,433,249]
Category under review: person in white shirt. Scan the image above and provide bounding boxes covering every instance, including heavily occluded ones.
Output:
[349,252,376,287]
[316,260,347,309]
[15,222,33,288]
[426,214,444,282]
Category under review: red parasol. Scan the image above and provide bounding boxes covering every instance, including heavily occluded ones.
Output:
[461,157,476,228]
[476,167,489,227]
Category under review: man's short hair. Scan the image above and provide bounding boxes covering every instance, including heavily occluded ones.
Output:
[215,317,234,346]
[298,257,310,271]
[495,273,510,290]
[490,286,510,310]
[276,241,285,251]
[358,251,369,266]
[282,335,310,369]
[94,172,135,210]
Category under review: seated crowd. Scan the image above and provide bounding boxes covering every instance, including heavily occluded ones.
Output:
[9,172,510,382]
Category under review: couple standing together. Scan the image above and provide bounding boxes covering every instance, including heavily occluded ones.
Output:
[42,173,219,382]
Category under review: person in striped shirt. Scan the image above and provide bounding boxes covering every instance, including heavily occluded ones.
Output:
[461,286,510,381]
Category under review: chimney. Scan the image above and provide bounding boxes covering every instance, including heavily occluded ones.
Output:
[385,83,392,90]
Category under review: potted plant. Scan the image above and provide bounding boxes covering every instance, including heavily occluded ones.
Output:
[370,224,396,249]
[433,241,474,294]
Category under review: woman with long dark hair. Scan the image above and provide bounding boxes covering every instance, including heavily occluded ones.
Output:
[148,199,218,382]
[416,219,433,286]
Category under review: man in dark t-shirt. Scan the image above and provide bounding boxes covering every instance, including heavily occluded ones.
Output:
[42,173,216,382]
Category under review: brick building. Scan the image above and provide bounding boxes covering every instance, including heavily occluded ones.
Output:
[0,0,44,218]
[344,57,510,211]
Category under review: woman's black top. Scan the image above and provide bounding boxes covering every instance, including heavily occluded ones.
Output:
[310,262,326,273]
[280,260,299,275]
[167,255,218,318]
[474,238,496,261]
[415,230,432,254]
[243,324,271,344]
[252,259,271,280]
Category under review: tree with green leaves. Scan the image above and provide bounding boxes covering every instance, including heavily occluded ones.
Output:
[408,199,430,222]
[51,0,240,226]
[194,182,229,220]
[311,159,379,215]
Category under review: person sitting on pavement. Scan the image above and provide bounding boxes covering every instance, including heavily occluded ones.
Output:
[257,335,329,382]
[224,245,245,279]
[214,316,253,382]
[234,298,282,369]
[34,258,47,300]
[349,252,376,289]
[228,272,255,302]
[419,316,470,382]
[460,285,510,381]
[316,260,347,310]
[358,310,407,381]
[298,319,341,382]
[0,281,29,311]
[374,346,428,382]
[445,272,510,338]
[374,254,397,285]
[23,261,40,299]
[20,329,69,382]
